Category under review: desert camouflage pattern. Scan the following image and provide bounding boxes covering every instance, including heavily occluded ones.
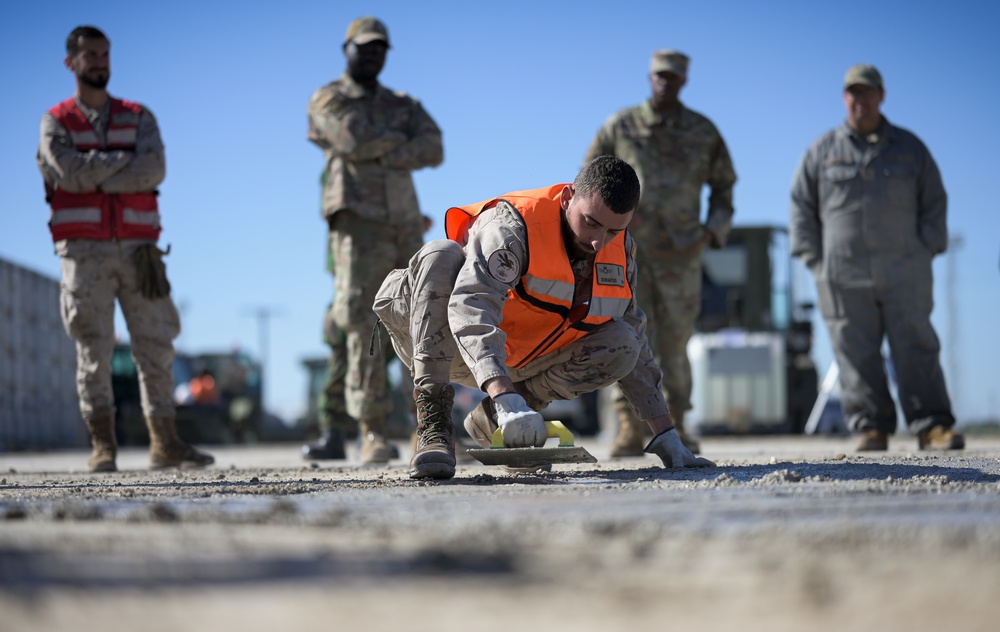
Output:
[307,72,442,225]
[308,72,442,422]
[319,303,350,432]
[327,206,424,420]
[57,239,180,420]
[585,99,736,417]
[790,117,953,434]
[37,95,176,423]
[584,99,735,255]
[37,96,165,194]
[374,202,670,422]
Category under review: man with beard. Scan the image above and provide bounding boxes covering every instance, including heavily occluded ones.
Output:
[373,156,715,480]
[36,25,214,472]
[584,50,737,457]
[306,17,443,463]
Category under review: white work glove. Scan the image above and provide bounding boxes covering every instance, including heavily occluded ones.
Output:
[493,392,547,447]
[645,428,716,469]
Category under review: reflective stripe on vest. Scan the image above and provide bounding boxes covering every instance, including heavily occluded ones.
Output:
[48,207,102,225]
[446,184,633,368]
[46,98,160,242]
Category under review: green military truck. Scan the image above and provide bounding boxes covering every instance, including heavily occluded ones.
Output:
[112,344,263,444]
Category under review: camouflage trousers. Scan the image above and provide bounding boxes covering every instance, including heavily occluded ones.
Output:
[320,303,417,433]
[611,254,702,418]
[57,240,181,421]
[318,303,349,432]
[329,211,423,421]
[373,240,642,405]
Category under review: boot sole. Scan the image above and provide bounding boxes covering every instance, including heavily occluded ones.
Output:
[149,458,215,469]
[409,463,456,479]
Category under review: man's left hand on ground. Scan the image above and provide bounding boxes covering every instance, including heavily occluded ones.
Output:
[645,429,716,468]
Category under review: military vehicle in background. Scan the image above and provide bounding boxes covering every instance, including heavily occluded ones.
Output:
[112,344,264,444]
[686,225,818,434]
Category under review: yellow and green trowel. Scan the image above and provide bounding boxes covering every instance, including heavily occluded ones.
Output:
[465,420,597,469]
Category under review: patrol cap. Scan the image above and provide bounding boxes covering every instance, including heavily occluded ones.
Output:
[844,64,883,90]
[650,49,689,78]
[344,17,390,47]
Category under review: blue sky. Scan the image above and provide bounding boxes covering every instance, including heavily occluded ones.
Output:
[3,0,998,424]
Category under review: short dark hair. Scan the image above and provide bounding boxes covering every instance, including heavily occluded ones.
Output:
[573,155,640,215]
[66,26,109,56]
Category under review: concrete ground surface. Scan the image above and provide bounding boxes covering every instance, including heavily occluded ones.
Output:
[2,432,999,632]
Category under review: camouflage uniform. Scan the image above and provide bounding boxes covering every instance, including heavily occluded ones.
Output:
[37,97,179,421]
[374,202,670,421]
[584,60,736,434]
[307,71,443,428]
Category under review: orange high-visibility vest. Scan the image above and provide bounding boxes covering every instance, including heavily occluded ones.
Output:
[445,184,633,369]
[45,98,160,242]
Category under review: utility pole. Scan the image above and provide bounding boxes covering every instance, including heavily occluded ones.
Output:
[244,306,281,412]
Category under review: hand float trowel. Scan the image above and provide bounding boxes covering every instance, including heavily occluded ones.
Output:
[466,420,597,469]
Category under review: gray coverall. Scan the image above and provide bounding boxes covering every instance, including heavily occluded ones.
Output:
[790,117,955,434]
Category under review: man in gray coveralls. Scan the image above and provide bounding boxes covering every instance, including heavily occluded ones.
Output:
[790,64,963,452]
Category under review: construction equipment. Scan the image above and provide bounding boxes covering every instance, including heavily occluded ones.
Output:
[466,420,597,468]
[687,226,819,434]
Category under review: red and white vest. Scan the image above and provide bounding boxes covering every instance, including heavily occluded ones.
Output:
[446,184,634,369]
[45,98,160,242]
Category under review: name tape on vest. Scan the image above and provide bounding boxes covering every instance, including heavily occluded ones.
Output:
[596,263,625,287]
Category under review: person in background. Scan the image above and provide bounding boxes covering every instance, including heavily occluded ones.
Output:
[36,25,214,471]
[789,64,963,452]
[584,49,737,457]
[306,17,443,463]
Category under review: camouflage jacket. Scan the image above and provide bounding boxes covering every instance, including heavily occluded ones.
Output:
[307,73,443,225]
[448,201,670,421]
[37,95,165,196]
[584,100,736,258]
[789,117,948,277]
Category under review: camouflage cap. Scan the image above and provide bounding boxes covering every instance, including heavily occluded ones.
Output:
[650,49,689,78]
[844,64,883,90]
[344,16,390,47]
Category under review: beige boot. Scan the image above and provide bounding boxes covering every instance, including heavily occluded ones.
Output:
[84,414,118,472]
[673,413,701,455]
[146,416,215,469]
[410,384,456,479]
[610,406,645,458]
[359,416,392,464]
[856,429,889,451]
[917,425,965,451]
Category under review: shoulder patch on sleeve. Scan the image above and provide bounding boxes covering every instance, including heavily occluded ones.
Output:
[487,249,520,284]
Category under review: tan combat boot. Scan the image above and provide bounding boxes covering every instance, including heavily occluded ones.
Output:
[856,429,889,451]
[609,406,645,458]
[917,425,965,451]
[84,414,118,472]
[673,413,701,455]
[410,384,456,479]
[359,416,392,464]
[463,396,498,449]
[145,416,215,469]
